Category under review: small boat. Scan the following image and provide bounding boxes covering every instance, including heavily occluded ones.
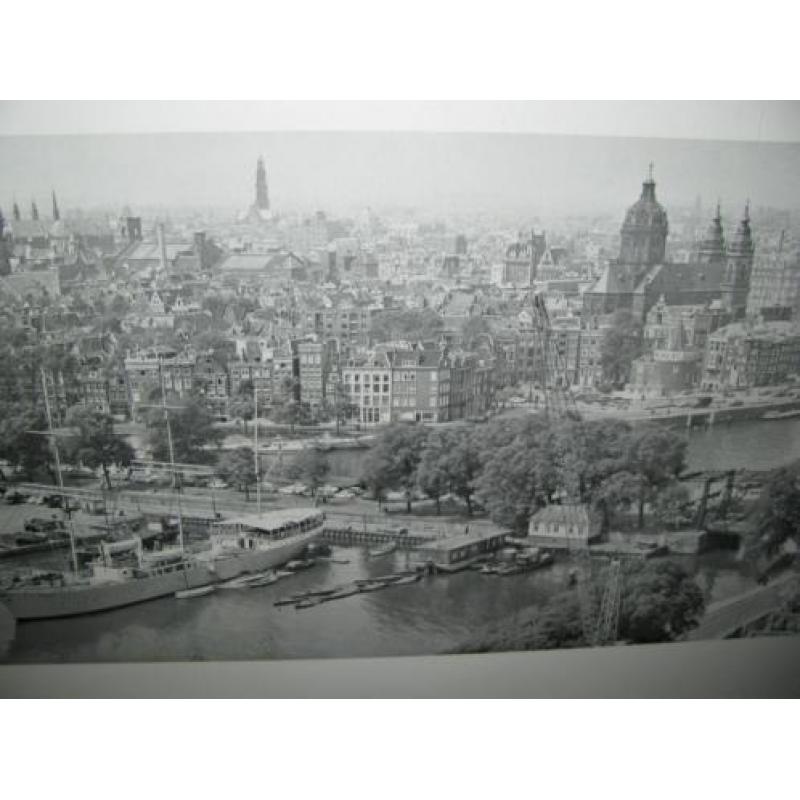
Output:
[275,570,294,578]
[285,559,316,571]
[368,542,397,558]
[496,565,523,576]
[273,597,297,607]
[217,576,253,590]
[247,574,280,588]
[175,585,216,599]
[391,574,421,586]
[357,580,389,593]
[323,585,359,601]
[295,597,321,609]
[479,564,498,575]
[763,408,800,420]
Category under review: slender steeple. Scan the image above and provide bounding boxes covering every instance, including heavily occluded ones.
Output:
[31,200,39,221]
[12,201,20,221]
[52,190,60,222]
[722,201,756,320]
[255,156,270,211]
[0,207,5,238]
[697,199,726,264]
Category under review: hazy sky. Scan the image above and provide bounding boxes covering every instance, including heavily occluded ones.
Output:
[1,131,798,218]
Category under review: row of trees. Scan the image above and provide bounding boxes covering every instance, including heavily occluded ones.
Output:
[361,416,690,532]
[458,558,706,650]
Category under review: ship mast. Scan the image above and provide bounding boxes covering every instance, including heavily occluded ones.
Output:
[254,382,262,514]
[158,360,185,554]
[40,367,79,574]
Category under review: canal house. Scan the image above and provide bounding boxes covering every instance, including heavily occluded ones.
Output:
[527,503,602,548]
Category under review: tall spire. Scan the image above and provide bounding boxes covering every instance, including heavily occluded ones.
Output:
[12,201,20,221]
[52,190,60,222]
[255,156,269,211]
[31,200,39,221]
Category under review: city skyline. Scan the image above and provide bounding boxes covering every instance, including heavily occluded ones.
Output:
[2,130,799,218]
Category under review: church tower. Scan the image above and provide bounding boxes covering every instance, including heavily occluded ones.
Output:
[618,164,669,270]
[697,201,726,265]
[52,190,60,222]
[31,200,39,221]
[255,156,269,211]
[721,202,755,319]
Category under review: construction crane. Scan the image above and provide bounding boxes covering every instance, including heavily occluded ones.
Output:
[529,290,622,647]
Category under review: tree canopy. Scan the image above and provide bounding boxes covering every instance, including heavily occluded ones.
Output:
[146,399,223,465]
[64,407,135,489]
[600,310,644,388]
[217,446,257,500]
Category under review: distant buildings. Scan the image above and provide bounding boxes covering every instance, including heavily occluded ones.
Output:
[700,320,800,391]
[747,232,800,321]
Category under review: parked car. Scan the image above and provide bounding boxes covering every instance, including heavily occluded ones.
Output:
[5,491,29,504]
[207,478,229,490]
[24,517,66,534]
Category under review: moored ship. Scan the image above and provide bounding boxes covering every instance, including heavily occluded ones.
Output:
[0,508,325,621]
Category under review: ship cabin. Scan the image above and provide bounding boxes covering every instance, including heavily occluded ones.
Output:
[209,508,325,552]
[411,529,507,569]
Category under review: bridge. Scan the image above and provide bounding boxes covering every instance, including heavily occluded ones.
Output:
[688,571,799,640]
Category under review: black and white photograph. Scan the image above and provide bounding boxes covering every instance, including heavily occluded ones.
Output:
[0,100,798,670]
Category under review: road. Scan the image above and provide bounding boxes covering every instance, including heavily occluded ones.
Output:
[688,570,799,640]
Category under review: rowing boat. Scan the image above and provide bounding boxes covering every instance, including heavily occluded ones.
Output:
[175,585,216,599]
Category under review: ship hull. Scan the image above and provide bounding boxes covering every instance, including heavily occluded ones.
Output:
[1,529,318,621]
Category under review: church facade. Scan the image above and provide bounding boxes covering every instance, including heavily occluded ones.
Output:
[582,170,754,323]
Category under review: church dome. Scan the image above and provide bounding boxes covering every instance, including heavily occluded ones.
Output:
[622,176,669,234]
[617,166,669,267]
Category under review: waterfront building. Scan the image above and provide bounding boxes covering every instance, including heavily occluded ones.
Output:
[700,320,800,391]
[447,350,495,419]
[294,338,331,410]
[384,342,452,423]
[341,350,392,426]
[527,503,602,548]
[124,347,196,409]
[746,232,800,321]
[629,297,729,396]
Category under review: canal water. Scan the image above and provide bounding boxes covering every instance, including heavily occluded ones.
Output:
[2,418,798,663]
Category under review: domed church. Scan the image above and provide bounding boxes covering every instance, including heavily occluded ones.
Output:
[582,166,753,321]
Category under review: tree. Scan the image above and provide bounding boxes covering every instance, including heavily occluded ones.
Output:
[0,407,54,480]
[619,559,705,643]
[593,470,641,531]
[361,423,428,512]
[600,310,644,388]
[64,407,135,490]
[473,416,553,532]
[146,399,223,465]
[325,380,356,435]
[416,432,451,514]
[652,480,692,531]
[628,426,688,529]
[295,448,330,497]
[752,460,800,550]
[217,447,257,500]
[437,426,483,514]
